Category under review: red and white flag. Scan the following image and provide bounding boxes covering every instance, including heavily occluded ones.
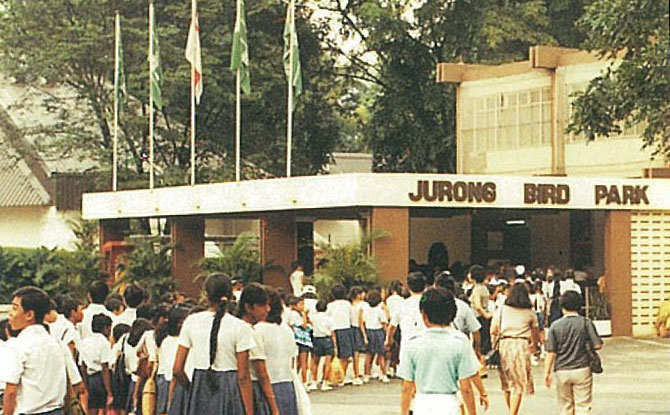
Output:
[185,12,202,104]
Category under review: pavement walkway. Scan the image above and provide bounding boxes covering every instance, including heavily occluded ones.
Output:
[309,337,670,415]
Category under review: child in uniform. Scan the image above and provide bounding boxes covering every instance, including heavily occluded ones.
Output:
[80,314,114,415]
[310,300,337,391]
[287,296,313,388]
[155,304,191,415]
[349,286,367,385]
[326,284,354,386]
[173,274,256,415]
[360,289,389,383]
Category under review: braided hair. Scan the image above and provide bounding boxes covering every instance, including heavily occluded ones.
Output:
[205,273,232,391]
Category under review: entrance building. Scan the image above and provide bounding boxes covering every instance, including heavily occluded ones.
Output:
[83,173,670,337]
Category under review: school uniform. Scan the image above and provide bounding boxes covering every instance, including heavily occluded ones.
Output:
[80,303,116,339]
[288,309,313,352]
[167,339,195,415]
[0,324,82,415]
[351,302,368,353]
[326,299,354,358]
[49,314,78,349]
[362,303,387,355]
[80,332,112,409]
[397,327,480,415]
[250,322,299,415]
[177,311,256,415]
[114,307,137,328]
[390,294,425,352]
[156,335,178,414]
[311,312,335,357]
[122,334,142,413]
[385,294,404,323]
[0,339,9,411]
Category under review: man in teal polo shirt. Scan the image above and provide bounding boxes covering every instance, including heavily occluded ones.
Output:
[397,287,484,415]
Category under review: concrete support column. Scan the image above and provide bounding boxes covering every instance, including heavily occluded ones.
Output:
[260,212,296,290]
[99,219,129,248]
[371,207,409,286]
[603,211,632,336]
[171,216,205,298]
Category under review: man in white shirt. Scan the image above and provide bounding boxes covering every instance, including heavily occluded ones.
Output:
[0,287,84,415]
[561,271,582,295]
[80,281,116,340]
[385,272,426,355]
[114,283,145,328]
[289,261,305,297]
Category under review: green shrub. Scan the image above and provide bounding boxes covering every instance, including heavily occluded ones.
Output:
[115,236,174,304]
[198,232,274,285]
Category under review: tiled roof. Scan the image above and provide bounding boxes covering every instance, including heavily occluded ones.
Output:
[0,139,51,207]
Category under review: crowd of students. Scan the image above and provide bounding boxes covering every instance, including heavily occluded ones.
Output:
[0,262,602,415]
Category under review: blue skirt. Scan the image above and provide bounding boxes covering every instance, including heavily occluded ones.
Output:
[87,372,107,410]
[334,328,354,359]
[366,328,386,355]
[312,337,334,357]
[253,381,298,415]
[156,374,169,414]
[186,369,245,415]
[352,327,367,353]
[125,379,143,414]
[168,382,189,415]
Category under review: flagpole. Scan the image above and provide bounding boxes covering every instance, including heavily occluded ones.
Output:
[286,0,294,178]
[148,1,155,190]
[190,0,196,186]
[113,11,120,191]
[235,68,241,182]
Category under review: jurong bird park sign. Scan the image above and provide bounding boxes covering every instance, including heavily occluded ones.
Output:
[82,173,670,220]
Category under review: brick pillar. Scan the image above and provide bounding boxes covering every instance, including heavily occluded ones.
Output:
[260,212,296,290]
[371,207,409,286]
[171,216,205,298]
[604,211,632,336]
[99,219,129,276]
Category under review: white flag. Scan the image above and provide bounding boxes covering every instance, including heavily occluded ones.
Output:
[185,13,203,104]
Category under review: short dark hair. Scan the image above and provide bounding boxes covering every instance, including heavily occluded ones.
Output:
[89,281,110,304]
[388,280,404,296]
[12,286,50,324]
[123,283,145,308]
[56,295,80,319]
[331,284,346,300]
[420,287,456,325]
[407,272,426,293]
[505,283,533,309]
[112,323,131,343]
[105,297,124,313]
[366,290,382,307]
[0,318,19,340]
[560,291,582,312]
[265,287,284,325]
[91,313,113,334]
[315,299,328,312]
[469,265,486,283]
[238,283,268,318]
[137,304,155,320]
[434,273,456,294]
[291,261,302,270]
[348,286,364,301]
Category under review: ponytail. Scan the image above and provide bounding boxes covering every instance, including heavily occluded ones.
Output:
[204,273,232,391]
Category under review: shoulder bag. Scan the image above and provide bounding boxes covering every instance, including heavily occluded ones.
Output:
[583,318,603,374]
[485,307,504,366]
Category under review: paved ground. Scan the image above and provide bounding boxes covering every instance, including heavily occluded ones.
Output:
[309,337,670,415]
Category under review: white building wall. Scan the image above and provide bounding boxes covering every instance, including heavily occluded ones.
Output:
[0,206,78,249]
[313,220,362,247]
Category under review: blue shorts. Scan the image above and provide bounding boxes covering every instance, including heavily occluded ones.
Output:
[366,328,386,355]
[312,336,334,357]
[352,327,367,353]
[334,328,354,359]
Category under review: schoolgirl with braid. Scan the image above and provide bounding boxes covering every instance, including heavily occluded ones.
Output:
[172,274,256,415]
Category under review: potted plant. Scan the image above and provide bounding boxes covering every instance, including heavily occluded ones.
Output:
[587,288,611,337]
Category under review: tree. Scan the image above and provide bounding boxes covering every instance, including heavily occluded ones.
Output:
[320,0,561,172]
[567,0,670,159]
[198,232,274,284]
[0,0,345,186]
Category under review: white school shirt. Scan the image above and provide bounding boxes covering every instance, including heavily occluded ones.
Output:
[288,309,305,327]
[0,339,8,393]
[250,322,298,383]
[157,336,179,380]
[114,307,137,328]
[326,299,352,330]
[80,332,112,375]
[289,270,304,296]
[362,304,387,330]
[311,312,334,338]
[390,294,425,349]
[108,337,124,369]
[350,301,367,328]
[0,324,82,415]
[139,330,158,362]
[530,293,547,313]
[561,279,582,295]
[79,303,116,340]
[178,311,256,371]
[49,314,77,347]
[385,294,404,323]
[123,336,141,381]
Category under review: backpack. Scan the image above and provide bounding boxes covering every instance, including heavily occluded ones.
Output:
[111,336,131,409]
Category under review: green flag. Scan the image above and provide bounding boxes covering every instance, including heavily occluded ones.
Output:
[115,14,127,112]
[230,0,250,94]
[283,0,301,107]
[149,3,164,110]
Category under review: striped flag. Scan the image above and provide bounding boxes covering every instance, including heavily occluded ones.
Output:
[185,12,203,104]
[230,0,250,94]
[283,0,302,108]
[149,3,164,110]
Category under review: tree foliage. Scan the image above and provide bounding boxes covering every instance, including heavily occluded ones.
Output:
[321,0,564,172]
[0,0,345,185]
[116,236,174,303]
[567,0,670,158]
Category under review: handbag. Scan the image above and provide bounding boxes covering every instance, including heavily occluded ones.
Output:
[292,371,313,415]
[583,318,603,374]
[485,308,504,366]
[141,345,159,415]
[329,358,344,384]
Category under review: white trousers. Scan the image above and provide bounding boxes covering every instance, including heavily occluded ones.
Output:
[555,367,593,415]
[413,393,459,415]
